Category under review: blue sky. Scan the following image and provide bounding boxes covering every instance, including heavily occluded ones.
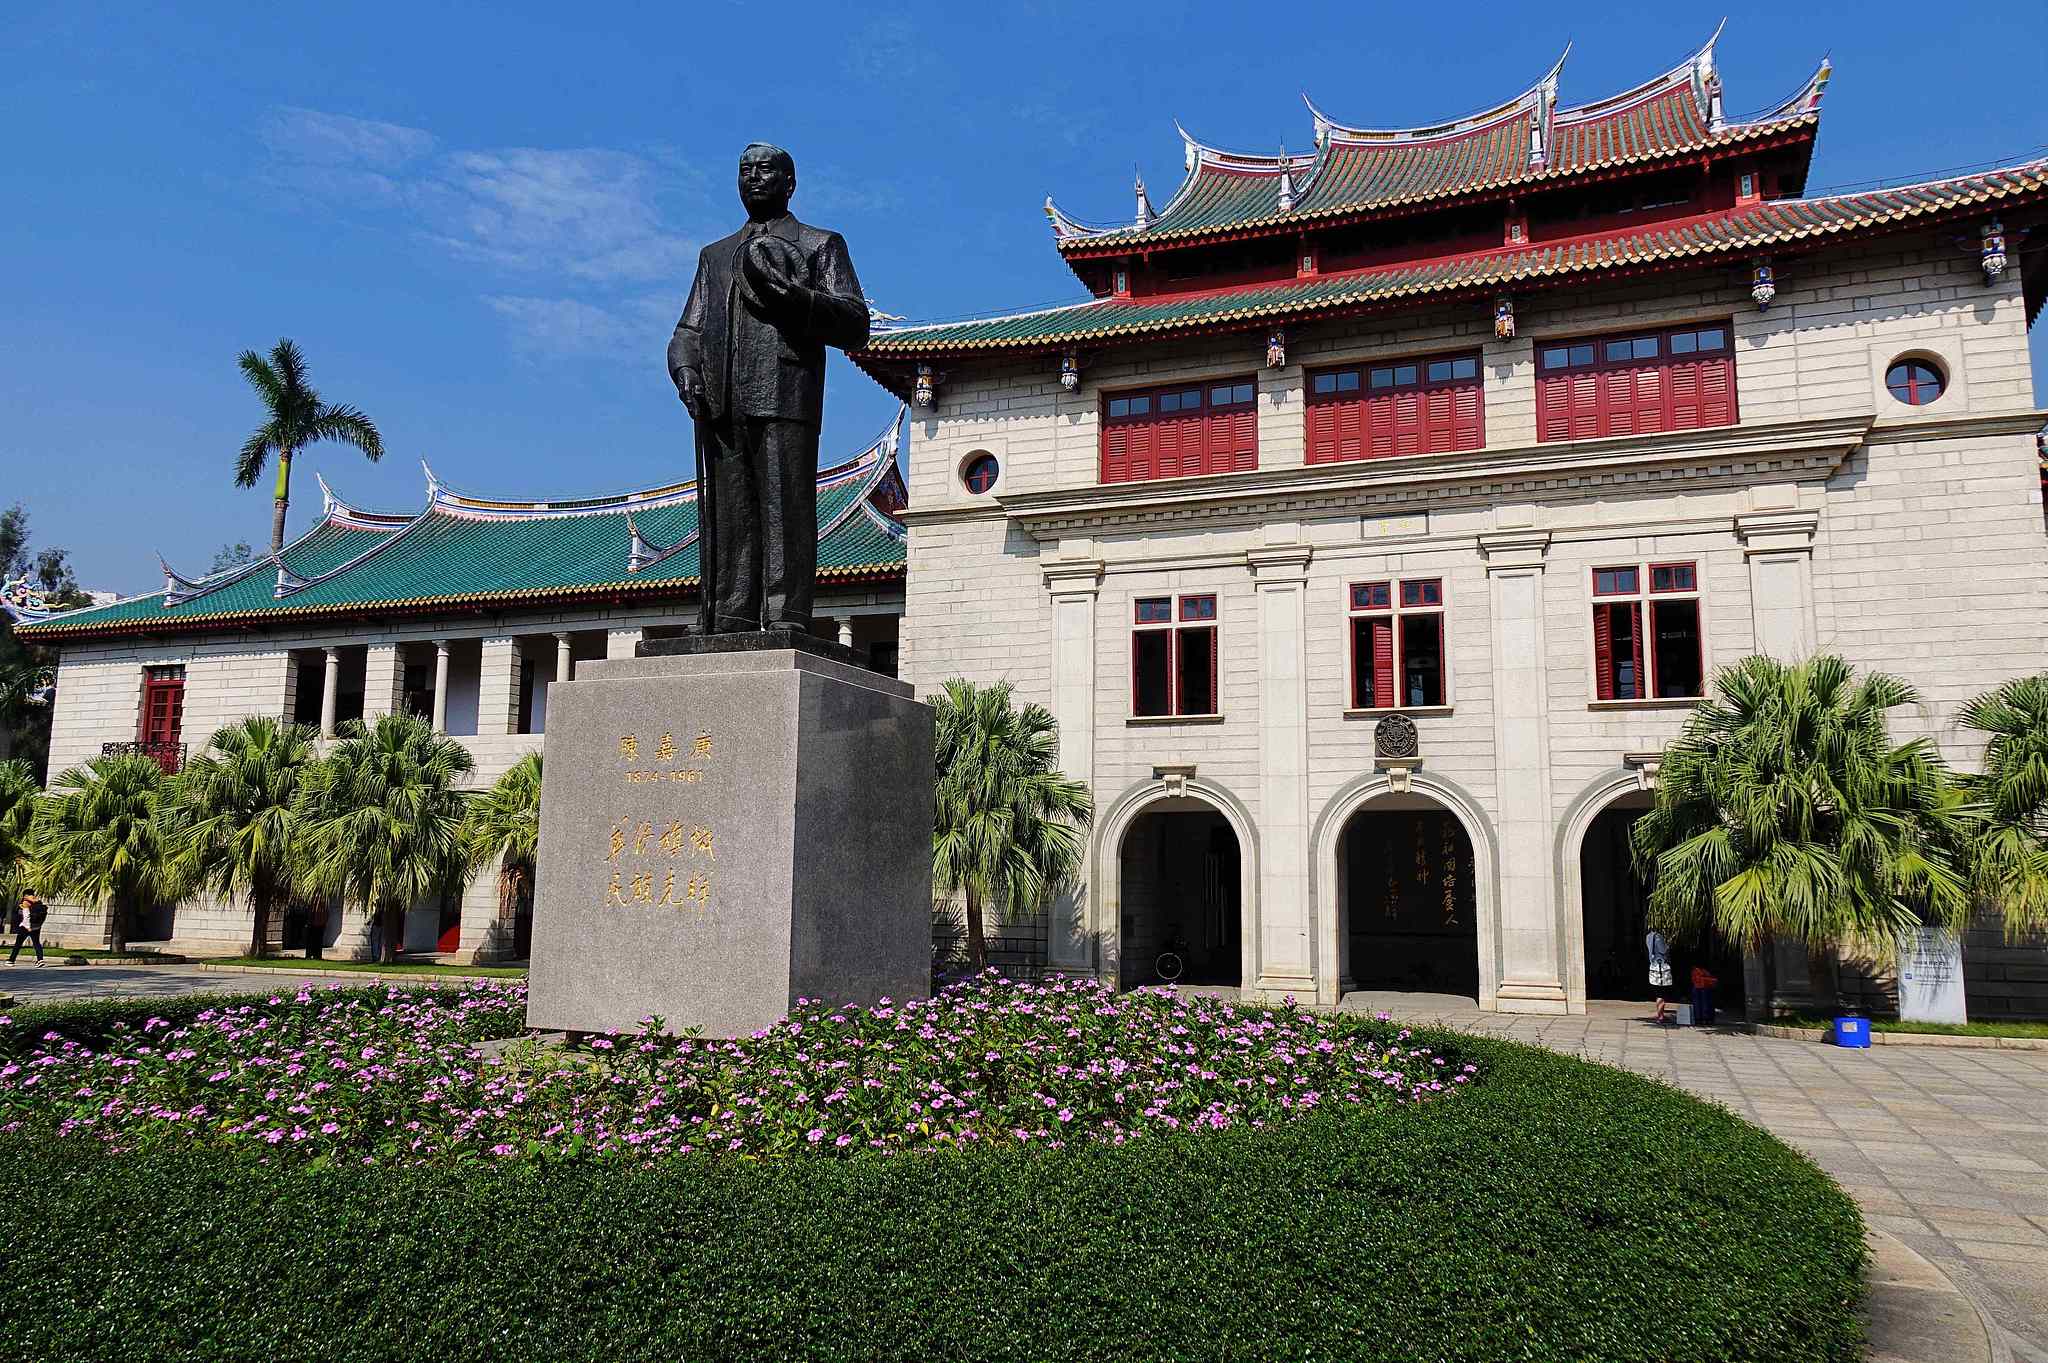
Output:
[5,2,2044,594]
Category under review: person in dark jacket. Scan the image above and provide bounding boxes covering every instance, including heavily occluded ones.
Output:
[7,891,48,966]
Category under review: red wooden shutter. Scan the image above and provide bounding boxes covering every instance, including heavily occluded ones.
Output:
[1101,422,1129,483]
[1371,618,1395,707]
[1450,379,1483,449]
[1307,398,1336,464]
[1627,604,1645,701]
[1593,605,1615,701]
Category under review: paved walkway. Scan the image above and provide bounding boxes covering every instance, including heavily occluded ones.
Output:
[1358,995,2048,1362]
[0,962,496,1003]
[11,969,2043,1355]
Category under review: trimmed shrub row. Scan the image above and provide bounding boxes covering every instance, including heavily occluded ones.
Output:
[0,1029,1863,1363]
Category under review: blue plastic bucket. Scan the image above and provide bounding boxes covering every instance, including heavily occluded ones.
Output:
[1832,1016,1871,1049]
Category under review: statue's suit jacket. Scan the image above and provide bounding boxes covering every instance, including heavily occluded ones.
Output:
[668,213,869,426]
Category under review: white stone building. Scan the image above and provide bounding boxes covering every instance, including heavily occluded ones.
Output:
[10,416,909,960]
[852,38,2048,1016]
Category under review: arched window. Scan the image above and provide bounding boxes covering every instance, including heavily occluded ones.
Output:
[961,452,999,494]
[1885,359,1945,407]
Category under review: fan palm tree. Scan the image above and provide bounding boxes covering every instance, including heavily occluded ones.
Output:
[461,752,543,959]
[235,338,384,556]
[162,715,319,958]
[0,758,39,902]
[1630,654,1968,965]
[1957,674,2048,938]
[32,753,182,953]
[931,678,1092,971]
[296,713,473,963]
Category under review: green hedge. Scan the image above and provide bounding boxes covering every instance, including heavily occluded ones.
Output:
[0,1030,1862,1363]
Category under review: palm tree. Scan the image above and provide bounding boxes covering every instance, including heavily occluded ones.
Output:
[931,678,1092,971]
[162,715,319,958]
[235,338,384,556]
[296,713,473,963]
[461,752,543,959]
[0,758,39,902]
[32,753,182,953]
[1957,674,2048,939]
[1630,654,1968,966]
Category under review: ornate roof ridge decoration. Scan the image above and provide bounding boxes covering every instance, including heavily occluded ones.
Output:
[0,575,55,624]
[315,470,414,531]
[1051,28,1827,252]
[270,552,311,599]
[856,155,2048,370]
[1307,44,1569,147]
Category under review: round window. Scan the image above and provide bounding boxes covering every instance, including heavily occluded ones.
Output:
[1885,358,1945,407]
[962,453,999,494]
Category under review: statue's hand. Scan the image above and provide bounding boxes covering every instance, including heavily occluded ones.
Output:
[742,236,803,314]
[677,368,706,419]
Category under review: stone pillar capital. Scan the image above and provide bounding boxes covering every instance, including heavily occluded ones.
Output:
[1245,543,1313,582]
[1478,529,1552,575]
[1733,509,1820,557]
[1041,558,1104,596]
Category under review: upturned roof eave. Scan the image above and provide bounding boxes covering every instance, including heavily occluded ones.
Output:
[1054,117,1819,262]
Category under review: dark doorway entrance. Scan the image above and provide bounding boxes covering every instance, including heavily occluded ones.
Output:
[1338,804,1478,997]
[1579,801,1745,1012]
[1119,805,1241,988]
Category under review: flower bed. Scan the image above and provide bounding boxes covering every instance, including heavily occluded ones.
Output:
[0,975,1463,1163]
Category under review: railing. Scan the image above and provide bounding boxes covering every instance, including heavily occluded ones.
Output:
[102,740,185,775]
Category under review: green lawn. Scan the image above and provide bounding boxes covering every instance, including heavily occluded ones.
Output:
[1775,1013,2048,1040]
[201,955,527,979]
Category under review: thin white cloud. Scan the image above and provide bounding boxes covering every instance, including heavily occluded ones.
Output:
[258,107,705,357]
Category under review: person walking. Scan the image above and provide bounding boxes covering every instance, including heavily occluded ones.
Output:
[7,891,48,966]
[1690,964,1719,1027]
[1646,928,1674,1024]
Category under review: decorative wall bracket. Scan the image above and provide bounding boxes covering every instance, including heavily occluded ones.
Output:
[1059,350,1084,391]
[1750,257,1777,311]
[1265,328,1287,369]
[1493,294,1516,340]
[1622,751,1664,791]
[912,364,946,409]
[1373,714,1421,793]
[1981,219,2008,284]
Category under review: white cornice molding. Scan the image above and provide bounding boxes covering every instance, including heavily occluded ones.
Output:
[995,415,1874,539]
[1862,407,2045,445]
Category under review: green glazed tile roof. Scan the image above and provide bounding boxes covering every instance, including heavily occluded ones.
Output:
[864,160,2048,361]
[18,411,908,641]
[1046,36,1827,253]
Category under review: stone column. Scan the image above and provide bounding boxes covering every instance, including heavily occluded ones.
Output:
[1478,530,1567,1014]
[606,626,643,660]
[554,631,574,685]
[319,646,341,739]
[837,617,855,649]
[430,640,451,734]
[478,636,521,735]
[363,643,405,718]
[1734,509,1819,661]
[1042,555,1103,978]
[1735,508,1827,1014]
[1248,540,1315,1002]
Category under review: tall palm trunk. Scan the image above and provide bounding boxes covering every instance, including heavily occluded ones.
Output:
[381,902,402,963]
[965,884,987,971]
[249,890,273,958]
[106,904,128,955]
[269,447,295,555]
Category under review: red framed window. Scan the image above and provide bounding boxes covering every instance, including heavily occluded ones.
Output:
[1347,578,1446,709]
[1132,594,1219,717]
[1537,323,1736,442]
[1885,359,1944,407]
[1308,353,1482,463]
[1101,377,1257,484]
[1592,562,1704,701]
[139,666,185,772]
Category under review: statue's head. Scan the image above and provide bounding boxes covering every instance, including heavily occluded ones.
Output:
[738,143,795,220]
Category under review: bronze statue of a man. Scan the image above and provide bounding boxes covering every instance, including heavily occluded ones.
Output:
[668,143,870,635]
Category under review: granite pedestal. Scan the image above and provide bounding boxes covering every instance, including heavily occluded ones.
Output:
[525,635,932,1037]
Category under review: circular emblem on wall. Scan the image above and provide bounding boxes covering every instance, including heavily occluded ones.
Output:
[1374,713,1419,759]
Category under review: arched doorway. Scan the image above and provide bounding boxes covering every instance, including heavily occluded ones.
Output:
[1336,798,1479,998]
[1118,801,1242,988]
[1577,795,1745,1013]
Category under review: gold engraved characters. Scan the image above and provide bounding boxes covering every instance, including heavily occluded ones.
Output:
[617,730,712,782]
[603,814,714,911]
